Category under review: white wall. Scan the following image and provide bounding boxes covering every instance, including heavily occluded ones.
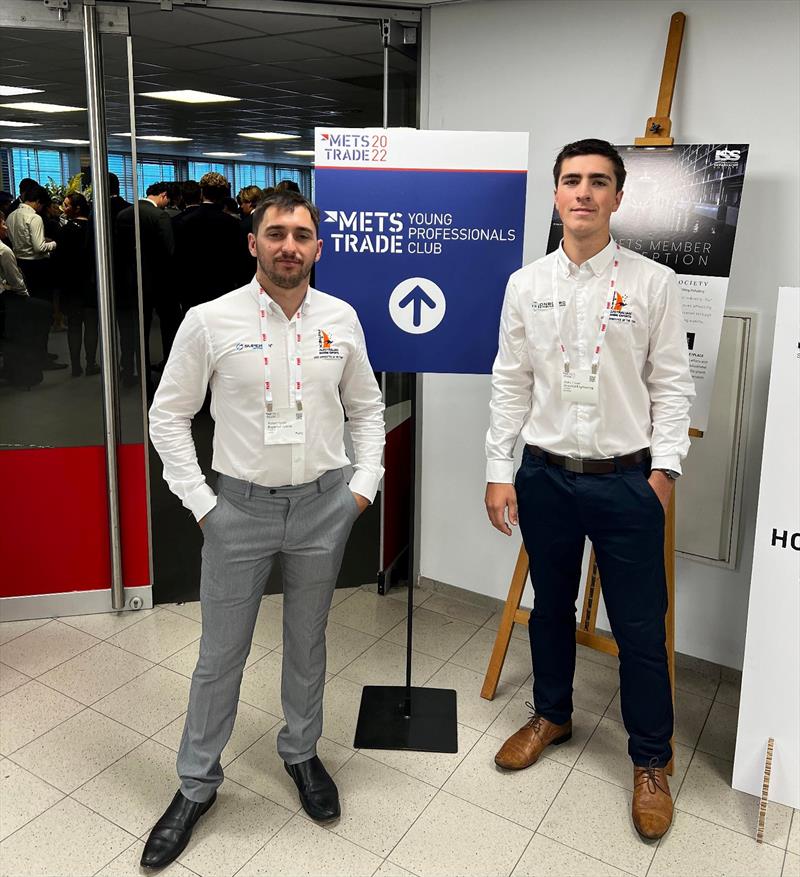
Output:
[418,0,800,669]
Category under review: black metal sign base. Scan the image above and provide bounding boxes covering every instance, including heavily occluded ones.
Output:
[354,685,458,753]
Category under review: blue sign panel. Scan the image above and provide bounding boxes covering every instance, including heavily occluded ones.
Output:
[314,130,528,374]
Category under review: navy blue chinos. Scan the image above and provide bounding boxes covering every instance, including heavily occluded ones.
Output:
[515,447,673,767]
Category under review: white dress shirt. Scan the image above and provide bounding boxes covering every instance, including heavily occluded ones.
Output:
[6,204,56,260]
[0,240,28,294]
[486,238,694,482]
[149,278,385,521]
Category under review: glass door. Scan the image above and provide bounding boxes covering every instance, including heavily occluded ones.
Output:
[0,0,152,620]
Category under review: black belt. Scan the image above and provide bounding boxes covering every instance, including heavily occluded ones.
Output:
[527,445,650,475]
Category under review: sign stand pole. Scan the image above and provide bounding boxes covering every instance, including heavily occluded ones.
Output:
[354,336,458,754]
[481,11,691,777]
[354,30,459,753]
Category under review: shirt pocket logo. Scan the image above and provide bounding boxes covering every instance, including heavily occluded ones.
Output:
[315,329,343,360]
[607,291,636,325]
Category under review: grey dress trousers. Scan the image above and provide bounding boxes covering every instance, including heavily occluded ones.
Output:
[177,468,360,803]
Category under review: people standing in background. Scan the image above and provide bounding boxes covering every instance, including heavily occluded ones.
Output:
[116,181,177,395]
[172,181,202,234]
[57,192,99,377]
[237,185,263,236]
[165,182,183,218]
[6,184,57,300]
[6,178,37,217]
[172,171,251,311]
[43,198,67,332]
[107,172,131,224]
[5,184,65,370]
[222,197,240,218]
[0,212,60,385]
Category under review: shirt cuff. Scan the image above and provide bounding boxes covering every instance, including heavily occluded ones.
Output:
[349,470,380,504]
[650,454,682,476]
[486,460,515,483]
[185,483,218,522]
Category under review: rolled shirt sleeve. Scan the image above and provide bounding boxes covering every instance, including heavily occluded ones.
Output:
[148,308,217,521]
[486,276,534,483]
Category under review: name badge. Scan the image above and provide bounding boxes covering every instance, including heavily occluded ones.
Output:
[264,408,305,445]
[561,368,599,405]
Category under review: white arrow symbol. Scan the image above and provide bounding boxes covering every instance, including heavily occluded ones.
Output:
[324,211,338,223]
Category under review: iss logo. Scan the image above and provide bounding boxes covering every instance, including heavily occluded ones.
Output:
[714,148,742,169]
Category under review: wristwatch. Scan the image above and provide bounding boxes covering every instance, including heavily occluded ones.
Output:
[654,469,680,480]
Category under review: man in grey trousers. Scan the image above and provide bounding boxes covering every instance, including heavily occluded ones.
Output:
[144,190,385,869]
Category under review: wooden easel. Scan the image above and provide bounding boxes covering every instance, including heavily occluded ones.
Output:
[481,12,689,777]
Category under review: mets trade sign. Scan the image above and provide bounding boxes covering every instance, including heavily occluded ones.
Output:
[314,128,528,373]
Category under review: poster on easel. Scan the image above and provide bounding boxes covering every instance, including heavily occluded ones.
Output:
[314,127,528,374]
[546,144,749,432]
[732,287,799,810]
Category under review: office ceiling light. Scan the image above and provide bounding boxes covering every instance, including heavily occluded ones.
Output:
[138,135,192,142]
[140,89,240,104]
[50,139,90,145]
[0,101,85,113]
[284,150,315,157]
[0,120,41,127]
[111,133,192,143]
[0,86,45,97]
[203,152,246,157]
[238,132,300,141]
[0,138,40,143]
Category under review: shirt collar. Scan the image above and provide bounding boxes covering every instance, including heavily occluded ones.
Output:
[250,276,315,317]
[557,236,617,278]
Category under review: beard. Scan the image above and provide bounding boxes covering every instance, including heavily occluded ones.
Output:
[259,256,313,290]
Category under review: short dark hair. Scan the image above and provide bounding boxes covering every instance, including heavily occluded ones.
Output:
[24,183,49,205]
[553,139,626,192]
[275,179,301,193]
[166,181,183,202]
[181,180,201,206]
[65,191,90,217]
[251,191,320,236]
[107,172,121,196]
[19,177,37,197]
[146,181,169,197]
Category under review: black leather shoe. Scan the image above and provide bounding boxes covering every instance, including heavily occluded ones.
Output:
[140,790,216,870]
[284,756,340,821]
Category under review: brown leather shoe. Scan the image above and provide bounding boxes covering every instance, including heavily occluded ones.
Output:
[632,761,673,840]
[494,703,572,770]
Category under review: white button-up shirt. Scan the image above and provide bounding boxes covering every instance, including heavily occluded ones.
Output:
[486,238,694,482]
[149,279,385,521]
[6,203,56,260]
[0,240,28,294]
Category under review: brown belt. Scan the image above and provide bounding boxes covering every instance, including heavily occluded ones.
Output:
[527,445,650,475]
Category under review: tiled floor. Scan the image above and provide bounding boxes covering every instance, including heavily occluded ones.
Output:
[0,583,797,877]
